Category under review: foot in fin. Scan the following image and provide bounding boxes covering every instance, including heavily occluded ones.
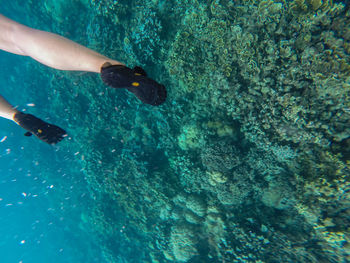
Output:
[14,112,67,144]
[100,64,167,106]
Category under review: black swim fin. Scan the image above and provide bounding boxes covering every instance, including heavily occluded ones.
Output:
[100,64,166,106]
[133,66,147,76]
[14,112,67,144]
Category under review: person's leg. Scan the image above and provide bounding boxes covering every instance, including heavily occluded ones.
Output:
[0,14,166,106]
[0,14,123,72]
[0,94,19,121]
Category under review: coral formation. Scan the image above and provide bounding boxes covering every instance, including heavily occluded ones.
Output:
[169,224,198,262]
[4,0,350,262]
[185,195,207,217]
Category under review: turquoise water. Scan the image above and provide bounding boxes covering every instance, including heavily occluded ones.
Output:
[0,55,102,262]
[1,0,350,262]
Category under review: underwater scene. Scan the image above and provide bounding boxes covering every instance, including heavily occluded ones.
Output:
[0,0,350,262]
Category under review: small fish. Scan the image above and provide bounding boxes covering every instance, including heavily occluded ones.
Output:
[26,103,35,107]
[0,136,7,143]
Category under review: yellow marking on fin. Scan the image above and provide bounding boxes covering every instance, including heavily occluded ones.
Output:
[135,73,142,76]
[38,129,42,134]
[132,82,140,87]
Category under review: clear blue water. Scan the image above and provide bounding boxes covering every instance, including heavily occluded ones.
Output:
[0,124,98,261]
[0,45,102,263]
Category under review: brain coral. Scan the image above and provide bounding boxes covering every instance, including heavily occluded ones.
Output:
[170,224,198,262]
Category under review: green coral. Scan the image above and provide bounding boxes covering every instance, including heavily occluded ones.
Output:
[291,0,334,12]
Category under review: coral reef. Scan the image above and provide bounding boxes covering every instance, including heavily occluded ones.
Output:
[4,0,350,262]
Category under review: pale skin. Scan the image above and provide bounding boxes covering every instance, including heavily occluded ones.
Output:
[0,14,124,122]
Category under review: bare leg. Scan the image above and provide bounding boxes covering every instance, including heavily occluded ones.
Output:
[0,14,124,72]
[0,14,166,107]
[0,95,19,121]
